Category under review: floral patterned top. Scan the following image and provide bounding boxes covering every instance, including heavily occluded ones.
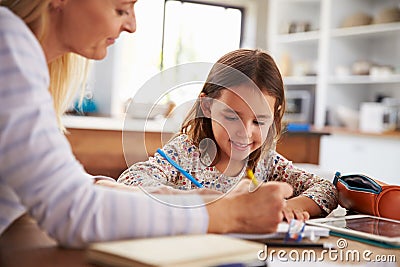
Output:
[118,134,338,214]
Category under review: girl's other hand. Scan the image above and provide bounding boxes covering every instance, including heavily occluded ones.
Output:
[282,204,310,222]
[284,196,323,221]
[147,186,223,195]
[190,188,224,195]
[94,179,143,192]
[95,180,223,195]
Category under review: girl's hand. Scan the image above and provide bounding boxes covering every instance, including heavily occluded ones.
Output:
[282,203,310,222]
[283,196,323,221]
[95,179,223,195]
[147,186,223,195]
[189,188,224,195]
[94,179,143,192]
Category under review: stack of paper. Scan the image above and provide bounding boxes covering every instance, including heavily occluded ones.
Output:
[228,222,330,240]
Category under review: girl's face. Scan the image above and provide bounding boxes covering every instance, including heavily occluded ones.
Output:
[46,0,137,61]
[204,85,275,170]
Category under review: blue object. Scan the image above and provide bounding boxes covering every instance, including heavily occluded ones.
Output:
[74,96,97,114]
[286,123,310,132]
[285,219,305,242]
[333,171,382,194]
[156,148,203,188]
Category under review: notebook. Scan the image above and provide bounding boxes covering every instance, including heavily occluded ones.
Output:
[86,234,264,267]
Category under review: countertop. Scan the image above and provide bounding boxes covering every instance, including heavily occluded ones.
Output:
[321,126,400,140]
[62,115,178,133]
[62,116,400,139]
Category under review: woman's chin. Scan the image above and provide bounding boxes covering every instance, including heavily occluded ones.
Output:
[89,52,107,60]
[77,48,107,60]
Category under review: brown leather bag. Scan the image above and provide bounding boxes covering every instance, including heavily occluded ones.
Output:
[333,172,400,221]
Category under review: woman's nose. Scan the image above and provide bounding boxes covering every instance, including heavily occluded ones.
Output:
[123,12,137,33]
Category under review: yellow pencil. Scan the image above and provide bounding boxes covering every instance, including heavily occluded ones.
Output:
[246,168,259,186]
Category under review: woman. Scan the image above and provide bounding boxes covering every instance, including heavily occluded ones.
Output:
[0,0,292,248]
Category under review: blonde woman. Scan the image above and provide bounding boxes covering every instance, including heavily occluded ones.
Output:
[0,0,292,248]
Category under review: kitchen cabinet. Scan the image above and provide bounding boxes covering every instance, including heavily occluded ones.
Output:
[267,0,400,128]
[320,131,400,185]
[65,128,174,179]
[277,131,329,164]
[65,127,325,179]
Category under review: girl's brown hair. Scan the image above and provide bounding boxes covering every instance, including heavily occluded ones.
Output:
[180,48,285,170]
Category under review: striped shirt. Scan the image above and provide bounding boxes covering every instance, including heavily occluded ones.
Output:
[0,7,208,247]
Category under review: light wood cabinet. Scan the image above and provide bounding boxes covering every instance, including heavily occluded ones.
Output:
[65,128,325,179]
[277,132,326,165]
[65,128,173,179]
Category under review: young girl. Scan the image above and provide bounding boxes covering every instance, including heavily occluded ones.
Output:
[118,49,338,221]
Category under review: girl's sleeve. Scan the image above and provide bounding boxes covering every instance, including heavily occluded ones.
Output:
[260,151,338,214]
[0,9,208,248]
[118,135,196,189]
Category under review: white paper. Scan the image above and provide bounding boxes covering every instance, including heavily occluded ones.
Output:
[228,222,330,240]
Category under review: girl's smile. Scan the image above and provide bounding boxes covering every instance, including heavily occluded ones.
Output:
[202,84,275,176]
[230,140,253,151]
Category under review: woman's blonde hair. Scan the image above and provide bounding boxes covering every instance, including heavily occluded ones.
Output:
[1,0,89,130]
[180,49,285,171]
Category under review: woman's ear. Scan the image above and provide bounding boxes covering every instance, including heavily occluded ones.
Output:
[199,93,212,118]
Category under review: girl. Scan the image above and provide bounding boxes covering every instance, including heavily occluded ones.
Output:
[0,1,292,247]
[118,49,338,221]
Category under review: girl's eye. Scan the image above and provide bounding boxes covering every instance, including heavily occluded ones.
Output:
[224,115,238,121]
[254,120,266,126]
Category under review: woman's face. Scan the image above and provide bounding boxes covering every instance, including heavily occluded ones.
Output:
[204,85,275,168]
[46,0,137,61]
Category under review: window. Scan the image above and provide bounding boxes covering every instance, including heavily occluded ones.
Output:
[162,0,243,69]
[160,0,243,109]
[90,0,244,117]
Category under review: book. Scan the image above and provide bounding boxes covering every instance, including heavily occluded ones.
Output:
[228,222,330,240]
[86,234,264,267]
